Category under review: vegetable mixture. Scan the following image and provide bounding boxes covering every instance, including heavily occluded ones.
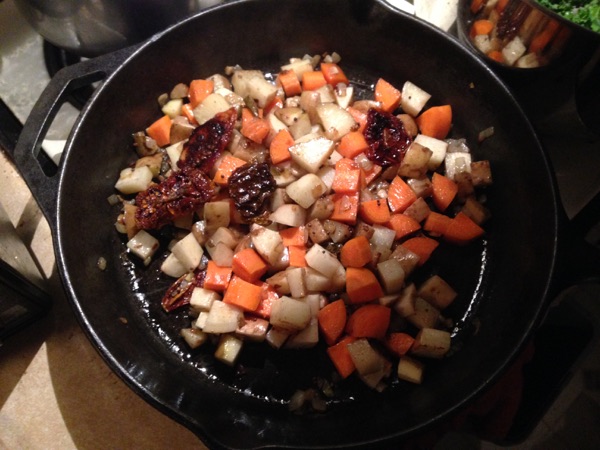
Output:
[114,53,493,401]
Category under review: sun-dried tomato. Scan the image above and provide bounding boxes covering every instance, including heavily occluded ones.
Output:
[228,162,276,222]
[135,168,215,229]
[364,108,412,167]
[178,108,237,173]
[162,269,206,312]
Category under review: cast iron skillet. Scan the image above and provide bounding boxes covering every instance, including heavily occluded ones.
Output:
[9,0,573,448]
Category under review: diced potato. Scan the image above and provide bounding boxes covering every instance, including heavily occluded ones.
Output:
[445,152,472,181]
[270,296,312,331]
[406,297,440,329]
[407,177,433,199]
[127,230,159,262]
[270,203,306,227]
[271,164,299,187]
[161,98,183,118]
[214,87,245,111]
[214,333,244,366]
[206,242,234,267]
[334,84,354,109]
[502,36,526,66]
[516,52,540,69]
[394,283,417,317]
[171,232,204,272]
[285,317,319,348]
[327,263,346,293]
[390,244,420,277]
[190,287,221,312]
[323,219,353,243]
[195,311,209,330]
[203,301,244,334]
[250,225,284,266]
[288,137,335,173]
[401,81,431,117]
[231,69,278,108]
[315,165,336,193]
[193,93,231,125]
[266,270,291,295]
[275,107,304,127]
[204,201,231,231]
[397,356,424,384]
[305,243,343,277]
[265,326,291,349]
[300,293,324,316]
[289,113,314,140]
[403,197,431,223]
[398,142,432,178]
[370,225,396,249]
[281,58,313,79]
[306,218,330,244]
[304,267,332,292]
[417,275,457,310]
[286,267,307,298]
[180,328,208,349]
[473,34,492,54]
[307,197,334,221]
[377,258,406,294]
[170,118,195,144]
[114,166,154,195]
[135,153,163,177]
[315,103,356,141]
[414,134,448,170]
[207,226,239,249]
[160,252,187,278]
[470,160,493,187]
[347,338,388,376]
[236,316,269,342]
[461,197,491,225]
[285,173,327,208]
[411,328,452,359]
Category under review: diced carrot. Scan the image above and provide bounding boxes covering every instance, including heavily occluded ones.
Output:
[443,211,485,245]
[423,211,452,236]
[330,192,359,224]
[386,332,415,357]
[241,107,270,144]
[277,69,302,97]
[387,213,421,240]
[269,128,294,165]
[146,114,172,147]
[387,176,417,213]
[401,236,439,266]
[496,0,509,13]
[288,245,307,267]
[529,19,560,54]
[340,235,372,268]
[432,172,458,212]
[346,304,391,340]
[321,62,349,87]
[472,19,494,36]
[361,163,382,186]
[222,275,263,312]
[374,78,402,113]
[338,131,369,159]
[415,105,452,140]
[327,336,357,378]
[302,70,327,91]
[203,260,232,292]
[317,299,347,345]
[487,50,504,63]
[181,103,198,125]
[280,226,306,247]
[188,79,214,108]
[359,198,391,225]
[345,267,384,304]
[232,248,268,283]
[331,158,361,193]
[470,0,485,13]
[255,282,278,319]
[347,106,368,133]
[213,155,247,186]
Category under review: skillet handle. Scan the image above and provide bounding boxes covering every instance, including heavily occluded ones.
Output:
[9,45,137,225]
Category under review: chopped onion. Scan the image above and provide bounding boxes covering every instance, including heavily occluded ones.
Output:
[478,126,495,142]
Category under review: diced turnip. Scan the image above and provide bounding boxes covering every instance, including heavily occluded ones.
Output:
[315,165,336,193]
[270,203,306,227]
[323,219,353,243]
[271,164,299,187]
[305,243,343,277]
[335,84,354,109]
[214,87,245,111]
[180,328,208,349]
[377,258,406,294]
[214,333,244,366]
[265,326,291,349]
[414,134,448,170]
[461,197,491,225]
[190,287,221,312]
[207,226,239,249]
[115,166,154,195]
[327,263,346,293]
[370,225,396,249]
[288,137,335,173]
[347,338,389,378]
[397,356,424,384]
[285,317,319,348]
[281,58,313,79]
[203,301,244,334]
[301,293,324,316]
[407,177,433,198]
[316,103,356,141]
[160,252,187,278]
[193,93,231,125]
[398,142,432,178]
[502,36,526,66]
[473,34,492,54]
[270,296,312,331]
[411,328,451,359]
[285,173,327,208]
[406,297,440,329]
[206,242,234,267]
[394,283,417,317]
[204,200,231,231]
[171,232,204,272]
[231,69,278,108]
[390,244,420,276]
[195,311,209,330]
[307,197,334,221]
[161,98,183,118]
[287,267,307,298]
[266,270,291,295]
[275,107,304,127]
[314,84,336,103]
[250,225,284,266]
[516,52,540,69]
[236,316,269,342]
[266,112,288,137]
[417,275,457,310]
[304,267,332,292]
[401,81,431,117]
[445,152,472,181]
[403,197,431,223]
[127,230,159,262]
[470,160,493,187]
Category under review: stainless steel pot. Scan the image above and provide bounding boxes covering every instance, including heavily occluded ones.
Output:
[14,0,226,56]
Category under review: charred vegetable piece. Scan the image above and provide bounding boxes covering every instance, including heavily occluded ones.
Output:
[228,162,276,222]
[364,109,412,167]
[135,168,215,229]
[178,108,237,173]
[162,269,206,312]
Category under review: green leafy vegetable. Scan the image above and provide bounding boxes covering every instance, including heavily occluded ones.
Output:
[536,0,600,32]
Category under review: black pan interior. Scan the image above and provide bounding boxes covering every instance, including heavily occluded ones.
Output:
[54,0,559,448]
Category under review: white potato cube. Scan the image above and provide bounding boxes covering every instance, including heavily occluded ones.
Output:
[377,258,406,294]
[445,152,472,181]
[407,297,440,329]
[127,230,159,261]
[193,93,231,125]
[411,328,452,359]
[315,103,356,141]
[398,142,433,178]
[289,137,335,173]
[417,275,458,310]
[165,141,184,171]
[215,334,244,366]
[394,283,417,317]
[304,267,332,292]
[304,244,343,278]
[265,327,291,349]
[114,166,154,195]
[347,338,388,376]
[502,36,526,66]
[171,232,204,272]
[401,81,431,117]
[285,317,319,348]
[160,252,187,278]
[250,225,284,266]
[269,203,307,227]
[195,311,209,330]
[180,328,208,349]
[202,301,244,334]
[236,316,269,342]
[335,85,354,109]
[190,287,221,312]
[397,356,424,384]
[270,296,312,331]
[205,241,234,267]
[231,69,278,108]
[286,267,307,298]
[161,98,183,118]
[370,225,396,250]
[281,58,313,79]
[204,201,231,231]
[285,174,327,208]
